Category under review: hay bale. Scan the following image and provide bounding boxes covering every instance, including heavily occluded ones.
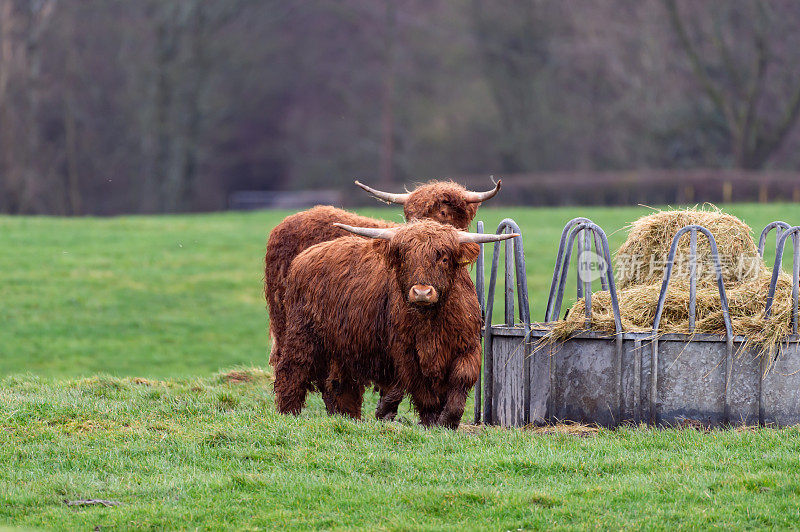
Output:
[616,207,760,288]
[548,207,796,358]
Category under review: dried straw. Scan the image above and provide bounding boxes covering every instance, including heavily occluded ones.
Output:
[616,207,760,288]
[547,207,796,358]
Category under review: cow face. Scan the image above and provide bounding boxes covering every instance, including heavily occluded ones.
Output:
[403,184,478,231]
[332,220,516,309]
[384,222,480,308]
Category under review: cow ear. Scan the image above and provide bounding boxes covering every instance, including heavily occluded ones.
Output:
[458,242,480,265]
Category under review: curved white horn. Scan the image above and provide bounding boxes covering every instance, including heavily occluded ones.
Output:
[463,178,502,203]
[457,230,519,244]
[354,180,410,205]
[334,223,398,240]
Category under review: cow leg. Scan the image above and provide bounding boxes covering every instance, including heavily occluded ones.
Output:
[375,386,404,421]
[331,379,365,420]
[417,407,440,427]
[273,323,317,415]
[321,381,337,415]
[265,253,293,371]
[431,351,480,430]
[321,360,343,415]
[419,409,439,427]
[319,359,363,419]
[273,357,311,415]
[436,386,469,430]
[409,392,441,427]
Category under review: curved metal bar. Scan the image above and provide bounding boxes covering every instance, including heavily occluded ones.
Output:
[482,226,501,424]
[500,219,531,423]
[555,221,624,425]
[758,221,791,259]
[652,225,733,338]
[545,218,609,322]
[764,226,800,334]
[583,231,592,324]
[545,218,592,321]
[554,222,623,333]
[505,225,515,325]
[593,232,610,292]
[482,218,531,424]
[552,228,582,323]
[498,219,531,423]
[552,223,587,322]
[473,221,484,425]
[650,224,733,425]
[489,218,531,326]
[550,223,621,331]
[557,225,612,322]
[688,229,697,331]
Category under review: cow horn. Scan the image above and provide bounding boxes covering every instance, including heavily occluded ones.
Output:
[354,180,410,204]
[333,223,398,240]
[463,178,502,203]
[457,230,519,244]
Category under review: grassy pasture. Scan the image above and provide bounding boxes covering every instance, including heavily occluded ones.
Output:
[4,370,800,530]
[3,203,795,378]
[1,203,800,529]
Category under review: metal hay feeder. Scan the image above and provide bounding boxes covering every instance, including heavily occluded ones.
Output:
[473,218,800,428]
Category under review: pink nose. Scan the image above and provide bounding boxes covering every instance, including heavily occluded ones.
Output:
[413,286,432,297]
[409,284,438,304]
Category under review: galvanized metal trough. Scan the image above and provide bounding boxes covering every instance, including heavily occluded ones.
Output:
[473,218,800,428]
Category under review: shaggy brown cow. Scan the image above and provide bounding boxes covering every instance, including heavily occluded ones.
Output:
[273,220,517,429]
[264,179,501,373]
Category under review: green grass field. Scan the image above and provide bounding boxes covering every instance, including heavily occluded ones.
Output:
[2,204,799,529]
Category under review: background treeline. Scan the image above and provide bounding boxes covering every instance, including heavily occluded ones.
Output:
[1,0,800,214]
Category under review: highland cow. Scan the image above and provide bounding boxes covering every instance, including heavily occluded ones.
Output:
[272,220,517,429]
[264,179,501,374]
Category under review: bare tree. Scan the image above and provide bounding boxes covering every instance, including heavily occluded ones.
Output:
[61,7,80,215]
[0,0,18,212]
[1,0,800,215]
[665,0,800,169]
[140,0,243,212]
[378,1,396,187]
[0,0,58,213]
[26,0,57,209]
[469,0,559,172]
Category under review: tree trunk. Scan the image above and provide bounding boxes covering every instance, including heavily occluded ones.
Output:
[0,0,17,212]
[63,91,81,215]
[379,1,396,187]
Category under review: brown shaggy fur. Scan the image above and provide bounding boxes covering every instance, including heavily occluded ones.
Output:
[400,181,480,229]
[273,220,482,429]
[265,181,482,370]
[264,206,394,365]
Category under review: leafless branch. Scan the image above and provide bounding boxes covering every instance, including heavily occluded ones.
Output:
[663,0,735,127]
